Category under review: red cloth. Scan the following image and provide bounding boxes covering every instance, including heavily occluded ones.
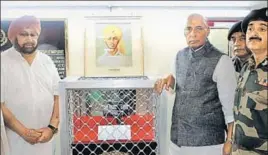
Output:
[73,114,156,144]
[8,15,41,43]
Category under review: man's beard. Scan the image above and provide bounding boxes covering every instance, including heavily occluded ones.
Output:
[14,39,38,54]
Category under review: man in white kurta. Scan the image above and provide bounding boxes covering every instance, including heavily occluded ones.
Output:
[1,15,60,155]
[1,109,10,155]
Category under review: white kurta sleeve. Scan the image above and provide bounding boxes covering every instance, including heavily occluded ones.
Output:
[1,109,10,155]
[1,65,5,103]
[51,61,61,96]
[212,55,237,124]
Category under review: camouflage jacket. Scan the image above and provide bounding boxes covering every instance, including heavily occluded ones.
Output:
[233,56,268,153]
[232,55,251,73]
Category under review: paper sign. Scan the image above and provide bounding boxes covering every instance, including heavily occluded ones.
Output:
[98,125,131,140]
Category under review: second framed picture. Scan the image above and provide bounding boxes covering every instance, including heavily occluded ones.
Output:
[84,16,144,77]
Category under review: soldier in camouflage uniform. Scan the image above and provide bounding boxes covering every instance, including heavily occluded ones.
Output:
[232,7,268,155]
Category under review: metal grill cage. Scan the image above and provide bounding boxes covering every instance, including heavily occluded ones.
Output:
[59,76,165,155]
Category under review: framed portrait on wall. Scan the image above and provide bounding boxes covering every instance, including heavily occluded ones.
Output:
[84,16,144,77]
[0,18,69,79]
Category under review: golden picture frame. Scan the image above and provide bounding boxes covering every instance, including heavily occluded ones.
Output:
[84,16,144,77]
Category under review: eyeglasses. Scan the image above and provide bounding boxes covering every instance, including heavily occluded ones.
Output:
[184,26,207,35]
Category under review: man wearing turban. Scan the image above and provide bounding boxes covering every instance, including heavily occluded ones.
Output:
[1,15,60,155]
[97,25,132,67]
[103,25,126,56]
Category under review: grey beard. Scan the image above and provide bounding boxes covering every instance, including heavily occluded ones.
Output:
[14,39,38,54]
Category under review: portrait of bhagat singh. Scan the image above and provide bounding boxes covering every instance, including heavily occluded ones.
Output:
[95,23,133,67]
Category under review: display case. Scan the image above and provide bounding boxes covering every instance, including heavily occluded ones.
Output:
[59,76,168,155]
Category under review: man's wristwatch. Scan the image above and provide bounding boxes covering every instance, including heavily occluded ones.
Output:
[226,138,233,144]
[48,125,58,134]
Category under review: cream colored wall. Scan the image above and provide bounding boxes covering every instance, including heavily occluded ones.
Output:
[1,7,250,154]
[1,8,250,77]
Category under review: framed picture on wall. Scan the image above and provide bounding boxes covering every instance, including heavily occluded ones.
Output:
[0,18,69,79]
[84,16,144,77]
